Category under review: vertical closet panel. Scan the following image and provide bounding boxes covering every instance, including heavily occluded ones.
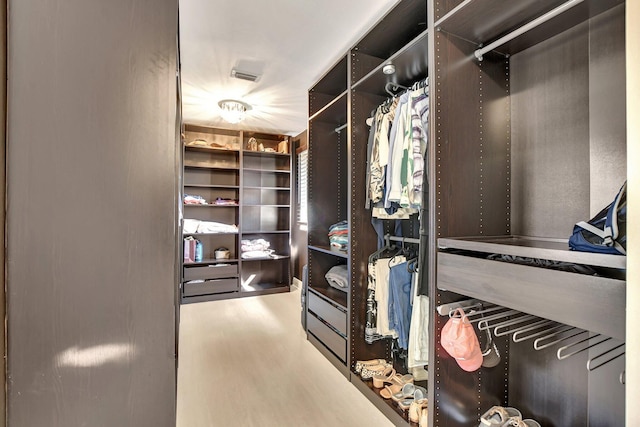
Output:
[510,24,591,238]
[350,91,389,363]
[432,29,511,427]
[588,5,627,214]
[6,0,178,425]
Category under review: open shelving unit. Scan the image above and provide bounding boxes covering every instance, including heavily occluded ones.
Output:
[181,124,292,303]
[427,0,627,425]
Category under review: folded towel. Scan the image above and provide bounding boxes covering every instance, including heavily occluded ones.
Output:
[325,264,349,291]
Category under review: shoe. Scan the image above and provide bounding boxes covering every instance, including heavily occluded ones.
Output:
[409,389,428,423]
[479,406,522,426]
[419,404,428,427]
[379,373,414,399]
[355,359,387,374]
[372,367,395,388]
[399,387,426,410]
[391,383,427,403]
[360,362,392,380]
[503,420,541,427]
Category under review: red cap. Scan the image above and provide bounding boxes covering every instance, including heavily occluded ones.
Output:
[440,308,483,372]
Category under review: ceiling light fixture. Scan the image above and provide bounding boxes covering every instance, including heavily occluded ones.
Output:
[218,99,252,124]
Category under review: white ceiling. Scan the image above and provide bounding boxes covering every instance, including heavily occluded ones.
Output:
[179,0,400,136]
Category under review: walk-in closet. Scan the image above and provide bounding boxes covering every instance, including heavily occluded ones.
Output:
[6,0,639,426]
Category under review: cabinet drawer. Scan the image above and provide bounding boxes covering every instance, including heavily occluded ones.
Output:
[184,264,238,281]
[308,292,347,336]
[307,314,346,362]
[437,252,625,340]
[183,278,238,296]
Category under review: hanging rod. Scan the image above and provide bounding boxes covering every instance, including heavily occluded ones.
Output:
[474,0,584,61]
[334,123,348,133]
[384,234,420,245]
[436,299,480,316]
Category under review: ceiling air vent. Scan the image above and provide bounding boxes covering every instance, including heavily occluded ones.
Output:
[231,68,260,82]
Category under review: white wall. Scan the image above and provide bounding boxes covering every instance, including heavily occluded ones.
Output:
[627,2,639,424]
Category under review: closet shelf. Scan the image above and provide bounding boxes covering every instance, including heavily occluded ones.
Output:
[183,232,238,237]
[437,250,625,340]
[243,186,290,191]
[242,230,290,235]
[435,0,623,57]
[241,255,290,261]
[184,145,239,154]
[438,235,626,269]
[243,167,290,174]
[184,258,239,265]
[242,150,290,158]
[183,184,239,189]
[183,204,238,208]
[309,245,349,258]
[243,204,289,208]
[351,29,429,94]
[184,163,239,171]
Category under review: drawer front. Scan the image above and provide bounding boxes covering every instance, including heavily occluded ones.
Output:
[437,252,626,340]
[184,264,238,281]
[307,314,346,362]
[183,278,238,296]
[308,292,347,336]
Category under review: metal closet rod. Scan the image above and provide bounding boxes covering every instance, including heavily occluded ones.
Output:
[334,123,347,133]
[474,0,584,61]
[384,234,420,245]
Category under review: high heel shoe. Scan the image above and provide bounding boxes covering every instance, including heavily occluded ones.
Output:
[379,373,414,399]
[360,361,392,380]
[409,390,428,423]
[354,359,387,374]
[372,367,396,388]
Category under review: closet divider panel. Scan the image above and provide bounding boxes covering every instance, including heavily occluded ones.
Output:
[430,7,515,427]
[349,90,390,367]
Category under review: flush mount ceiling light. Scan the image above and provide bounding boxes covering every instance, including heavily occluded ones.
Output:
[218,99,252,124]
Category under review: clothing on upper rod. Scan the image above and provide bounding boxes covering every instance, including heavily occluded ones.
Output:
[365,77,429,221]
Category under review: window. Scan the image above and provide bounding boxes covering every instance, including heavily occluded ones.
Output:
[297,149,308,224]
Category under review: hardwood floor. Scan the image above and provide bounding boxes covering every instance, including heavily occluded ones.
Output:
[177,288,394,427]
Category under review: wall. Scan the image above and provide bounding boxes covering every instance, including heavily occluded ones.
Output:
[6,0,179,426]
[627,1,639,424]
[292,131,309,281]
[0,0,5,424]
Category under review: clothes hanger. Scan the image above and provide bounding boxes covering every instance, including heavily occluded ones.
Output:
[385,82,408,97]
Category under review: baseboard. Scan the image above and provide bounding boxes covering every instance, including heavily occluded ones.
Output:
[291,277,302,290]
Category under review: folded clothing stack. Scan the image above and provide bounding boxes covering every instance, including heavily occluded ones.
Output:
[184,194,207,205]
[241,238,274,259]
[213,197,238,206]
[328,220,349,252]
[325,264,349,292]
[183,219,238,234]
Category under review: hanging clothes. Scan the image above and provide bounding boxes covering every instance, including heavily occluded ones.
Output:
[364,79,429,221]
[388,259,413,350]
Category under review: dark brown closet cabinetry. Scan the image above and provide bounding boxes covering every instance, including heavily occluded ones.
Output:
[307,55,350,375]
[182,125,292,303]
[307,1,429,424]
[427,0,626,426]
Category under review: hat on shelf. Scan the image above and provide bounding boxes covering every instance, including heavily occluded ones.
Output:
[440,308,483,372]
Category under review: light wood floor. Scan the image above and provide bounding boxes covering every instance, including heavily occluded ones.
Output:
[177,288,394,427]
